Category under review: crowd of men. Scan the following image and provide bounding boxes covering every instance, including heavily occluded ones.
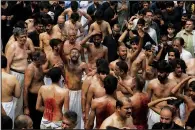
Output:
[1,1,195,129]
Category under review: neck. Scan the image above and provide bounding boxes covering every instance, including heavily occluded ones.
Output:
[96,74,104,86]
[120,74,127,79]
[18,42,24,48]
[168,34,174,37]
[53,50,59,56]
[116,112,126,122]
[33,62,40,68]
[185,29,192,33]
[160,78,168,84]
[51,82,60,86]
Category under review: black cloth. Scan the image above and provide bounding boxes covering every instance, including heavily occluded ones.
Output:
[102,34,118,63]
[158,45,172,61]
[25,5,40,19]
[100,2,110,13]
[152,122,184,129]
[50,4,64,24]
[28,31,40,47]
[1,3,14,52]
[103,7,117,27]
[28,92,43,129]
[87,3,102,21]
[186,109,195,129]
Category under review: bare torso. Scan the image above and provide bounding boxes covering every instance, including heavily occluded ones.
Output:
[52,25,66,41]
[26,63,44,94]
[41,85,67,121]
[87,44,107,69]
[91,21,110,39]
[149,79,177,109]
[40,32,53,55]
[93,96,116,128]
[2,72,18,102]
[10,42,28,72]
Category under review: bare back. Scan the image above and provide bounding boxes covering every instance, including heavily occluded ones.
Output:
[2,72,20,102]
[186,58,195,76]
[39,32,52,55]
[41,85,68,121]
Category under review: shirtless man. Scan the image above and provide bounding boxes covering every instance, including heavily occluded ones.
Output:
[23,51,46,129]
[109,32,144,75]
[186,58,195,76]
[171,76,195,123]
[42,39,65,88]
[129,75,150,129]
[64,48,89,129]
[100,97,135,129]
[61,1,92,28]
[36,67,69,129]
[147,60,177,128]
[88,10,112,39]
[81,32,108,71]
[39,20,53,56]
[115,61,135,97]
[1,55,21,122]
[85,62,110,126]
[5,28,29,117]
[5,28,35,56]
[64,12,84,40]
[86,75,118,129]
[52,16,66,41]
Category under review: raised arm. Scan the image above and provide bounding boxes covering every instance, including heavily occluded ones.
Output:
[39,34,43,50]
[23,67,33,115]
[60,8,69,17]
[81,11,92,29]
[148,97,177,114]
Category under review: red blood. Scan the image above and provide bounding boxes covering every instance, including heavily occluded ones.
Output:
[44,98,56,121]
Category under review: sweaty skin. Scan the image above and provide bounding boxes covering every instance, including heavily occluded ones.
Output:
[186,58,195,76]
[36,84,69,122]
[39,32,53,56]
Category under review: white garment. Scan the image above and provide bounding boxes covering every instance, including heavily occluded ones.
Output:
[2,100,16,123]
[69,90,84,129]
[40,117,62,129]
[147,109,160,129]
[10,70,24,118]
[179,103,185,122]
[146,27,158,45]
[44,75,64,88]
[165,48,192,62]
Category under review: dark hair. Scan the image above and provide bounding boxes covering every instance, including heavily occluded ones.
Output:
[71,1,78,11]
[157,60,172,73]
[31,51,42,61]
[71,12,79,22]
[161,106,174,118]
[173,37,185,46]
[116,97,131,109]
[104,75,118,95]
[70,48,80,54]
[48,67,62,83]
[167,23,174,29]
[144,9,153,15]
[135,75,145,91]
[42,15,53,25]
[39,2,50,10]
[96,58,109,68]
[93,33,103,39]
[95,10,104,20]
[167,99,183,109]
[145,44,152,51]
[64,110,77,125]
[130,36,139,44]
[168,48,180,59]
[97,65,110,75]
[14,20,26,28]
[106,126,120,130]
[1,55,7,68]
[189,81,195,91]
[116,61,128,74]
[14,115,28,129]
[49,39,62,49]
[165,1,174,8]
[138,9,145,15]
[154,9,162,15]
[110,1,118,6]
[2,115,13,129]
[34,18,43,26]
[137,18,145,25]
[169,59,187,73]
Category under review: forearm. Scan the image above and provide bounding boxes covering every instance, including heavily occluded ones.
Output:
[155,48,163,61]
[148,97,168,107]
[120,83,134,95]
[23,88,29,108]
[118,30,128,43]
[171,78,190,94]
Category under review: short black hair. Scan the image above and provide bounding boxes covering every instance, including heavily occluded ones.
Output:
[48,67,62,83]
[104,75,118,95]
[169,59,187,73]
[116,97,131,109]
[116,61,128,74]
[64,110,77,125]
[189,81,195,91]
[71,1,79,11]
[71,12,79,22]
[167,99,183,109]
[167,23,174,29]
[137,18,145,25]
[168,48,180,59]
[14,115,28,129]
[165,1,174,8]
[96,58,109,68]
[157,60,172,73]
[97,65,110,75]
[110,1,118,6]
[1,55,7,68]
[49,38,62,49]
[144,9,153,15]
[14,20,26,28]
[95,10,104,21]
[145,44,152,51]
[2,115,13,129]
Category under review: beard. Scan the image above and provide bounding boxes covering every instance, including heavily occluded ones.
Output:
[94,42,101,47]
[158,75,167,83]
[161,122,173,129]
